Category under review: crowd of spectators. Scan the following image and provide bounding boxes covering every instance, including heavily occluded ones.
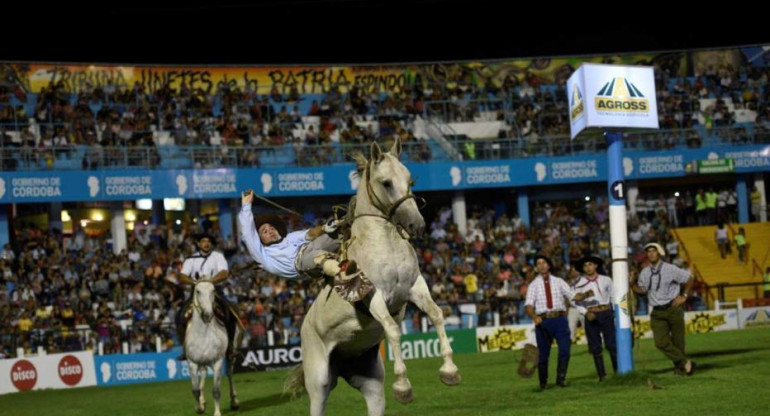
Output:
[0,191,707,359]
[0,54,757,359]
[2,60,770,170]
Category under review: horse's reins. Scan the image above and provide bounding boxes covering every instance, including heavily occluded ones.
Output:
[191,278,215,318]
[252,193,303,218]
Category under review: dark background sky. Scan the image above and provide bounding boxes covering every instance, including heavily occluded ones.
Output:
[3,1,767,65]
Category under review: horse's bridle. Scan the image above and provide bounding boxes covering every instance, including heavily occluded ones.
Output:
[191,279,214,318]
[355,159,425,238]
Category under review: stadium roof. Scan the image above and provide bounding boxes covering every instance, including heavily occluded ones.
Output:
[4,1,767,65]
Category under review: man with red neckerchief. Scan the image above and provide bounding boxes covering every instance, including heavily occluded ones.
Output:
[525,254,589,390]
[573,254,616,381]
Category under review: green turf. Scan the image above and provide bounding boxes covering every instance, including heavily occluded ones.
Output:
[3,327,770,415]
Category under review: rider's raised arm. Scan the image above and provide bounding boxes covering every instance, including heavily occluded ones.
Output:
[238,202,267,265]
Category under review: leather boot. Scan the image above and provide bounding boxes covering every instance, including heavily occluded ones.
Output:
[609,351,618,373]
[176,313,188,361]
[556,359,569,387]
[593,354,607,381]
[537,363,548,390]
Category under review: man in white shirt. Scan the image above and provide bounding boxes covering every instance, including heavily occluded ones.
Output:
[175,232,238,360]
[430,223,447,241]
[573,255,617,381]
[525,254,589,389]
[726,189,738,222]
[238,190,372,302]
[666,194,679,226]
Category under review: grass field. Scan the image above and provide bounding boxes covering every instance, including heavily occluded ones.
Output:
[3,327,770,415]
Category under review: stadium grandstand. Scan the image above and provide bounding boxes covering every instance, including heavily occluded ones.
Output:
[2,44,769,359]
[0,3,768,413]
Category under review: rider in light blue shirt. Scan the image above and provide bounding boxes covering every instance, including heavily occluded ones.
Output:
[239,208,309,279]
[238,190,372,302]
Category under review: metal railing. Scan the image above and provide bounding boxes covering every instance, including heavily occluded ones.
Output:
[0,139,440,171]
[423,98,508,123]
[5,322,177,358]
[2,106,770,171]
[713,281,765,302]
[671,228,715,308]
[446,125,770,161]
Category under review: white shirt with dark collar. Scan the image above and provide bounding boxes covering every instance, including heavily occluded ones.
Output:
[181,250,228,280]
[637,261,690,307]
[572,274,613,315]
[238,203,309,279]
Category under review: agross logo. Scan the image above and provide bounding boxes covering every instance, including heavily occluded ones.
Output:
[11,359,37,391]
[58,355,84,386]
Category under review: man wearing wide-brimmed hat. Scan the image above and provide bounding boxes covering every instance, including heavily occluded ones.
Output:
[631,242,695,376]
[573,254,616,381]
[175,232,239,360]
[525,253,589,390]
[238,189,372,303]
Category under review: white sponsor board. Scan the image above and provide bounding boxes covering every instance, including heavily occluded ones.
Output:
[476,324,536,353]
[632,309,739,338]
[567,66,587,139]
[0,351,97,395]
[739,306,770,329]
[474,308,739,354]
[568,63,659,139]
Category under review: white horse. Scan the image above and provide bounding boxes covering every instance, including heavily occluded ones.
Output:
[288,138,461,416]
[185,280,240,416]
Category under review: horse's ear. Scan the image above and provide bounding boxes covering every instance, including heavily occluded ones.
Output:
[390,136,402,157]
[370,141,383,163]
[351,151,367,175]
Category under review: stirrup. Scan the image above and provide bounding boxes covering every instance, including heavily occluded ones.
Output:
[332,260,374,303]
[314,252,339,268]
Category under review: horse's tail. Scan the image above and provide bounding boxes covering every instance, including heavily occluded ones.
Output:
[282,365,306,400]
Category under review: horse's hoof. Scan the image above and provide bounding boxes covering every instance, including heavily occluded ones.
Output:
[195,406,205,414]
[440,370,462,386]
[231,398,240,410]
[394,388,413,404]
[393,386,413,404]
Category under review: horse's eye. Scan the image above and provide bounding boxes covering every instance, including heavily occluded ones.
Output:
[409,180,415,187]
[383,180,392,188]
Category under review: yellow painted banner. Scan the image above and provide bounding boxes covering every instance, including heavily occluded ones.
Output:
[1,51,687,96]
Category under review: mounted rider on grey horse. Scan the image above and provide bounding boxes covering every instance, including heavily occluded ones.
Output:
[176,232,241,361]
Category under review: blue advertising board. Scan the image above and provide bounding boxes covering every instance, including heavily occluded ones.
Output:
[93,350,220,387]
[1,145,767,203]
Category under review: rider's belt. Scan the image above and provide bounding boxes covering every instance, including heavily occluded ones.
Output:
[587,304,611,313]
[538,311,566,319]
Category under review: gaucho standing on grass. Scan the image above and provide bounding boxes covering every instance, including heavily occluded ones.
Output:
[630,242,695,376]
[525,254,590,390]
